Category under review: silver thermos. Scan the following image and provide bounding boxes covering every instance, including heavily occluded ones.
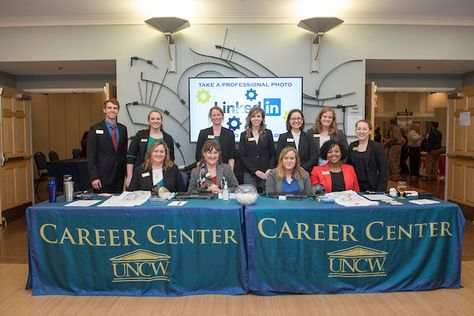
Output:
[63,175,74,202]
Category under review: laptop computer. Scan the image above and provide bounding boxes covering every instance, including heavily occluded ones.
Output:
[175,192,216,200]
[267,192,310,200]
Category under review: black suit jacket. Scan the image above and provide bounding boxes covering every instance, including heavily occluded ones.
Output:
[127,129,175,166]
[239,129,276,174]
[195,127,235,163]
[87,120,128,185]
[347,139,389,191]
[276,131,317,172]
[128,164,186,192]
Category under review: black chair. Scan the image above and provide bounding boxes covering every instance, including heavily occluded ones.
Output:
[34,152,49,199]
[49,150,59,161]
[72,148,81,159]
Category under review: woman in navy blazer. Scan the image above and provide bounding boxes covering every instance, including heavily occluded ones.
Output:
[128,141,185,192]
[239,107,276,192]
[126,110,176,188]
[195,106,235,169]
[276,109,317,172]
[310,140,359,193]
[347,120,388,192]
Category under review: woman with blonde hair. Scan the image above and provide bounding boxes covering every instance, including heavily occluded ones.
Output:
[266,147,311,194]
[128,141,185,192]
[307,107,348,165]
[239,107,276,192]
[189,140,238,193]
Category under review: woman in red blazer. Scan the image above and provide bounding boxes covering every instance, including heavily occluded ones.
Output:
[310,140,359,192]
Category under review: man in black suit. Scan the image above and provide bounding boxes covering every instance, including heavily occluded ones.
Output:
[87,99,128,193]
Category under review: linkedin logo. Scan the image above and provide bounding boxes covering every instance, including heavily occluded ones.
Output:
[263,98,281,116]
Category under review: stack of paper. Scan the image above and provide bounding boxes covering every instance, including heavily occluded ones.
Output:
[98,191,151,207]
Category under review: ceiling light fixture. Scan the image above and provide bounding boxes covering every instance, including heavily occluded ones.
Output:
[297,17,343,73]
[145,17,190,73]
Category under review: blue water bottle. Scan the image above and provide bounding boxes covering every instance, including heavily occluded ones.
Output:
[48,177,56,203]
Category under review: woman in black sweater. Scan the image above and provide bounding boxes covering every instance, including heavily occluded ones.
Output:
[347,120,388,192]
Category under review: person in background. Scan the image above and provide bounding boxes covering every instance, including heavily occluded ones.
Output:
[125,110,176,188]
[266,147,311,194]
[276,109,317,172]
[196,106,235,170]
[188,140,238,193]
[382,118,404,181]
[347,120,388,192]
[407,122,424,179]
[128,141,185,192]
[400,127,409,175]
[307,107,348,165]
[423,121,443,181]
[374,126,382,143]
[87,99,128,193]
[80,131,88,157]
[239,107,276,193]
[311,140,359,193]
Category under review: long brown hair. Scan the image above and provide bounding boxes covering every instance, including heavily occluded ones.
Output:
[142,141,173,170]
[275,147,304,180]
[245,107,266,139]
[314,107,338,134]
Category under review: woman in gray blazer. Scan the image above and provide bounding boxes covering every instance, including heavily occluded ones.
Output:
[266,147,311,194]
[188,140,238,193]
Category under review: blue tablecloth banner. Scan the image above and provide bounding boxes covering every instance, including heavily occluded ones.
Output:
[245,197,464,294]
[26,199,247,296]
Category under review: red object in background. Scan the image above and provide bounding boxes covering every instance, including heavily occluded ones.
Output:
[439,154,446,177]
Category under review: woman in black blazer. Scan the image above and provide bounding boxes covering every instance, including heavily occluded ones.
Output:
[276,109,317,172]
[239,107,276,192]
[126,110,175,188]
[347,120,389,192]
[195,106,235,169]
[128,141,186,192]
[306,107,348,165]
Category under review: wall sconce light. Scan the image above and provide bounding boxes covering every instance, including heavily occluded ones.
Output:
[297,17,343,73]
[145,17,190,73]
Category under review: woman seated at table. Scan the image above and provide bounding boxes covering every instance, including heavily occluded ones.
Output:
[347,120,388,192]
[310,140,359,193]
[266,147,311,194]
[188,140,238,193]
[128,141,186,192]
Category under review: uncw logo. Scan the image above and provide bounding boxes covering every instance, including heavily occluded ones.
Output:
[327,245,387,278]
[110,249,171,282]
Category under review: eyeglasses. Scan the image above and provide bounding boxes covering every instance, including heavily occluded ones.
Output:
[290,118,303,122]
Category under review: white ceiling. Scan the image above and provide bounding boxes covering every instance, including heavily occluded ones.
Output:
[1,0,473,27]
[1,0,473,77]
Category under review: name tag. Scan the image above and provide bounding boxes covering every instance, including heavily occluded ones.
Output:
[278,195,287,200]
[314,134,320,138]
[352,147,359,151]
[207,135,215,139]
[287,138,294,143]
[140,138,147,143]
[205,172,211,178]
[248,137,255,142]
[322,171,330,175]
[141,172,150,178]
[96,129,104,134]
